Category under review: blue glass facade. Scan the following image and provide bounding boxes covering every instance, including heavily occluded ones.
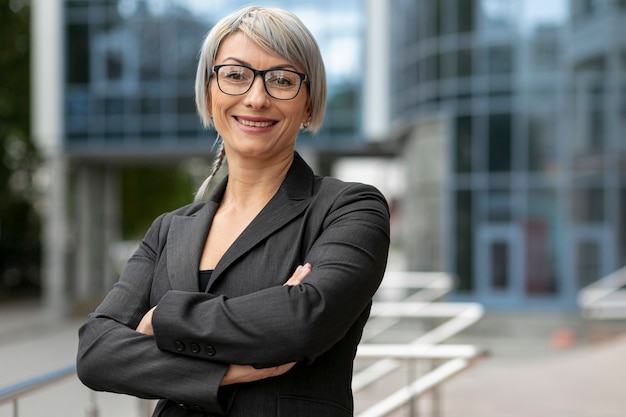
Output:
[392,0,626,308]
[63,0,366,157]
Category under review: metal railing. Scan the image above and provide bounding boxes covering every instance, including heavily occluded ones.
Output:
[354,271,487,417]
[0,364,76,417]
[578,265,626,320]
[1,271,485,417]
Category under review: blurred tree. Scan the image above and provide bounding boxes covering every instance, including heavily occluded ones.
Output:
[121,163,197,239]
[0,0,41,300]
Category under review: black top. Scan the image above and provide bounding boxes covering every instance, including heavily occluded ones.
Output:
[199,270,213,292]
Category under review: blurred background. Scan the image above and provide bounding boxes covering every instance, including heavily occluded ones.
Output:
[1,0,626,415]
[3,0,625,316]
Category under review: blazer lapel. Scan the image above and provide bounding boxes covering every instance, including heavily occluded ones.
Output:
[207,152,315,290]
[166,190,223,291]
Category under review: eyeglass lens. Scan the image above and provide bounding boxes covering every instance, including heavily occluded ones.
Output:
[215,65,304,100]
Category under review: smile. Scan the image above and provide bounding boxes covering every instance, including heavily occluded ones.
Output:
[236,117,276,128]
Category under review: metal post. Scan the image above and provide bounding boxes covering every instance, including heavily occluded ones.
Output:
[431,359,441,417]
[407,358,418,417]
[85,390,99,417]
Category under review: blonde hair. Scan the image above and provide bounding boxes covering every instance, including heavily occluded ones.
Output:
[193,6,327,201]
[195,6,326,132]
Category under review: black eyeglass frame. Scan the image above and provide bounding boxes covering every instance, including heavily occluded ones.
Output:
[212,64,308,100]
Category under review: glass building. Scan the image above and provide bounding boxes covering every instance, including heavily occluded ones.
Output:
[36,0,368,313]
[391,0,626,309]
[35,0,625,313]
[63,0,366,157]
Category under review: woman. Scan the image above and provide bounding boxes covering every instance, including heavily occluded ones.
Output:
[77,6,390,417]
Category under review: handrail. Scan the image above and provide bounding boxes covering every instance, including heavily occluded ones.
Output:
[355,346,487,417]
[0,364,76,404]
[353,271,486,417]
[375,271,454,303]
[353,301,484,394]
[357,343,486,360]
[370,301,484,345]
[0,364,76,417]
[578,265,626,319]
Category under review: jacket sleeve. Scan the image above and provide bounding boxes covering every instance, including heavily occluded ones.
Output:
[152,182,391,367]
[76,213,233,414]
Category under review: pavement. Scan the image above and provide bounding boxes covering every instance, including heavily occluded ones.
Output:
[1,300,626,417]
[0,300,148,417]
[442,316,626,417]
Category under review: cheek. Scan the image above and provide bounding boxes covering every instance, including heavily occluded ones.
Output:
[209,89,230,119]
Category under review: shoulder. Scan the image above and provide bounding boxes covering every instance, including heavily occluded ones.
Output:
[313,175,390,215]
[153,201,206,224]
[142,201,207,240]
[316,175,386,199]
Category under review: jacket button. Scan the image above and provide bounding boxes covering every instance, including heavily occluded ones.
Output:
[205,345,216,356]
[190,343,201,354]
[174,341,185,352]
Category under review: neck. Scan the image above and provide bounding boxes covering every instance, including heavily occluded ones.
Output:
[222,152,294,208]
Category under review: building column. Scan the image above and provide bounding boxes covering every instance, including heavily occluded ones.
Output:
[75,164,122,307]
[363,0,391,142]
[32,0,68,317]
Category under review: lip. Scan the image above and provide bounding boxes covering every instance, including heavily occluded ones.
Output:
[234,116,278,131]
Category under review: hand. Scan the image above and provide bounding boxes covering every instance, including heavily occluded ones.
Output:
[136,306,157,335]
[220,362,297,386]
[283,263,312,287]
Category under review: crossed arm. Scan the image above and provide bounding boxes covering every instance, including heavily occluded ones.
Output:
[135,263,313,386]
[77,182,390,411]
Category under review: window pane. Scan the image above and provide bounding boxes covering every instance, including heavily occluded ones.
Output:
[525,190,558,295]
[487,46,513,75]
[455,116,473,172]
[490,241,509,289]
[487,190,511,222]
[527,113,557,173]
[455,190,474,292]
[571,187,605,223]
[67,24,90,83]
[457,48,473,78]
[488,114,512,172]
[457,0,475,32]
[576,241,600,288]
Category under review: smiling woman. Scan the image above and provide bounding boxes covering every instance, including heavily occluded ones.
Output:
[204,31,313,175]
[76,6,390,417]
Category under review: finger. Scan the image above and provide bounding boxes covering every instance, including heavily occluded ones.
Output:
[283,263,313,286]
[300,263,312,276]
[284,265,303,286]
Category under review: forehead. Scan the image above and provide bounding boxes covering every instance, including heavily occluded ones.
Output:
[216,32,301,71]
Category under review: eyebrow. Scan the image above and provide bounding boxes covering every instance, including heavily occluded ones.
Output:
[220,57,299,71]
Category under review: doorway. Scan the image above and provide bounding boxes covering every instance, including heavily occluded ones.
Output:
[475,224,523,306]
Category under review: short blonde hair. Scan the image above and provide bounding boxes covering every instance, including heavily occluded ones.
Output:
[195,6,327,133]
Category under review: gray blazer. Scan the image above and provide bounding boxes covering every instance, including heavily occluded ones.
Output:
[77,152,390,417]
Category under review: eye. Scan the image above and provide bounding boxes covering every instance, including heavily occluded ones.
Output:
[221,66,251,82]
[266,71,298,88]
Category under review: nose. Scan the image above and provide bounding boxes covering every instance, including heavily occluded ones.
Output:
[243,75,270,108]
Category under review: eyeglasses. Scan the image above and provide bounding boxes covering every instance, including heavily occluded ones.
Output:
[212,64,308,100]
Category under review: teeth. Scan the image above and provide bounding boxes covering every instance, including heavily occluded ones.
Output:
[238,118,274,128]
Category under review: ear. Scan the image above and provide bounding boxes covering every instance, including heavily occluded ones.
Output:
[303,103,312,125]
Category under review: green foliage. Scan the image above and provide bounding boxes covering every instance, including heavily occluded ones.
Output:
[120,164,197,239]
[0,0,41,296]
